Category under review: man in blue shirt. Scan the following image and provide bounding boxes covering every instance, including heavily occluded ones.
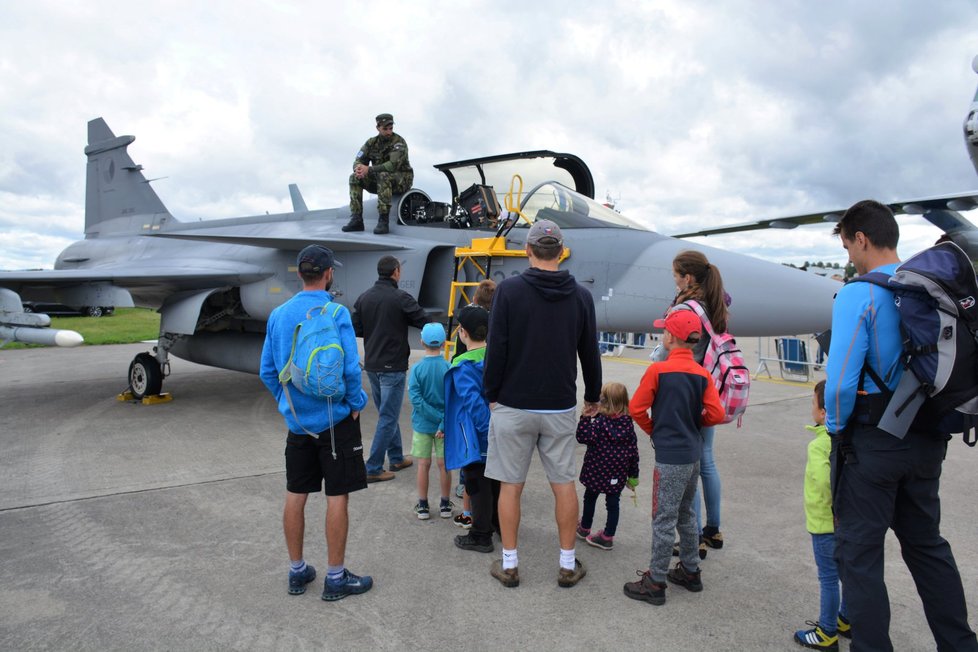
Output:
[825,200,976,651]
[260,245,373,602]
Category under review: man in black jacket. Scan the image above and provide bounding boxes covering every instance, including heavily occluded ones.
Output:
[483,220,602,589]
[352,256,430,482]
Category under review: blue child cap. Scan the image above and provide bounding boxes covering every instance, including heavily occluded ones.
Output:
[421,323,446,346]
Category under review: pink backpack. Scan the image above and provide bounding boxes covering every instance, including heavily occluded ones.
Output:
[684,300,750,427]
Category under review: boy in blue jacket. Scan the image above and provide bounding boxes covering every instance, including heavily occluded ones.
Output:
[445,306,494,553]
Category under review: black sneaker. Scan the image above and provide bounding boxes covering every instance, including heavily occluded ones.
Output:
[287,564,316,595]
[454,533,494,553]
[667,561,703,592]
[701,527,724,549]
[623,570,666,605]
[414,502,430,520]
[321,569,373,601]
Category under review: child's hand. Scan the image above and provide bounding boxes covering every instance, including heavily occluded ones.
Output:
[435,430,444,439]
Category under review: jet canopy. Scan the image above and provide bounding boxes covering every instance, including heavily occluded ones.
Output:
[419,150,647,232]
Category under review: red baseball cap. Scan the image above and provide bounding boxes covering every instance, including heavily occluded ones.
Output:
[653,310,701,343]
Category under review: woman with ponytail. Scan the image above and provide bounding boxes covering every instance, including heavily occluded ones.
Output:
[667,250,730,555]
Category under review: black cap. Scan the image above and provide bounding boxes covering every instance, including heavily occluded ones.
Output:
[376,113,394,127]
[456,305,489,337]
[297,245,337,273]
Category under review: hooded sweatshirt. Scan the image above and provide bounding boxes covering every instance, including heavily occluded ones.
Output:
[484,267,601,409]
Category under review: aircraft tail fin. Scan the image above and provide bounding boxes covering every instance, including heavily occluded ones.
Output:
[289,183,308,212]
[84,118,176,235]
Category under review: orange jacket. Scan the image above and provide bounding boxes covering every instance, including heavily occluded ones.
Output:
[629,347,725,464]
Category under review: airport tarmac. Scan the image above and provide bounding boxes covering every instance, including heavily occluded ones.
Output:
[1,341,976,651]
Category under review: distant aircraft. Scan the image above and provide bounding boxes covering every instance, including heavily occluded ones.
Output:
[0,118,841,398]
[677,57,978,259]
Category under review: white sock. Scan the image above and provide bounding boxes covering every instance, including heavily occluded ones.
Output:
[560,547,576,570]
[502,548,518,570]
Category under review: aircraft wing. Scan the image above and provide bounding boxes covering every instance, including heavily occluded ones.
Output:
[0,264,271,293]
[671,191,978,238]
[148,230,410,252]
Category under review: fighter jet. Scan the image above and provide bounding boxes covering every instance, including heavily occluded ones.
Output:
[0,118,840,398]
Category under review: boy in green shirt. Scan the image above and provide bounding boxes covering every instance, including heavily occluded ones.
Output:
[794,380,849,649]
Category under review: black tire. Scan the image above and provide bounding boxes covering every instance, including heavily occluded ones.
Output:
[85,306,104,317]
[129,352,163,398]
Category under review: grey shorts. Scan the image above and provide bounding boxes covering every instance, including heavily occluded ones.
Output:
[484,404,578,484]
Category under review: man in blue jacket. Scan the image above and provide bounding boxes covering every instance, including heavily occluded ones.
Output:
[825,201,976,650]
[260,245,373,602]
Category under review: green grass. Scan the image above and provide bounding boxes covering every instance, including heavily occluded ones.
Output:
[2,307,160,349]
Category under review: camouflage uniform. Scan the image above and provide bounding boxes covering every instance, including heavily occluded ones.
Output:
[349,133,413,217]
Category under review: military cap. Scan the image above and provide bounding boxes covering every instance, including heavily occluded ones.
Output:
[376,113,394,127]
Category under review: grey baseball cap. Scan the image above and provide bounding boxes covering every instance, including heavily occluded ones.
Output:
[526,219,563,246]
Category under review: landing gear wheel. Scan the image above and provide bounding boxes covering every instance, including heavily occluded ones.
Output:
[129,352,163,399]
[85,306,104,317]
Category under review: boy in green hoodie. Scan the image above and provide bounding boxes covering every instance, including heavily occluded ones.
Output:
[794,380,849,650]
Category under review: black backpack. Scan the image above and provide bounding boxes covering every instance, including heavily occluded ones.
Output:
[853,241,978,446]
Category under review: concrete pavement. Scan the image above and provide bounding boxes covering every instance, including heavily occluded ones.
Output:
[1,342,976,650]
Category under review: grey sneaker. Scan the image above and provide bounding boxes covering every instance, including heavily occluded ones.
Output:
[557,559,587,588]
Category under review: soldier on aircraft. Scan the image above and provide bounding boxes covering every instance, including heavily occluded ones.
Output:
[342,113,413,235]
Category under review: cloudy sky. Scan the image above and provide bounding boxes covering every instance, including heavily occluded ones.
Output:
[2,0,977,271]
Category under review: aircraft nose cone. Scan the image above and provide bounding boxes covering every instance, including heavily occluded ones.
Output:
[688,245,838,336]
[605,238,839,337]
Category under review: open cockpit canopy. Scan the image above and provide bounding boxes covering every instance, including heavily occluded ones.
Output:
[402,150,647,232]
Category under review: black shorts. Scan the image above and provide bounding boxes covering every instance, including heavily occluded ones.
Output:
[285,415,367,496]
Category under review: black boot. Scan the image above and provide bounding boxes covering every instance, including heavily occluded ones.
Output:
[373,214,390,235]
[342,214,364,232]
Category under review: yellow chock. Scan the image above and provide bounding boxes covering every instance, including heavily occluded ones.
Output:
[142,393,173,404]
[116,391,173,404]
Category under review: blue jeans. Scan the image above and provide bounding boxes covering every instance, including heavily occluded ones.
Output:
[694,426,721,533]
[812,533,847,635]
[365,371,406,475]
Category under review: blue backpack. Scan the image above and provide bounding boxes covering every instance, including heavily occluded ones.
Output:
[854,242,978,445]
[277,302,347,438]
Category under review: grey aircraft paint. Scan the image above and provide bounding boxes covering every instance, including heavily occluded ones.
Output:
[0,112,929,398]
